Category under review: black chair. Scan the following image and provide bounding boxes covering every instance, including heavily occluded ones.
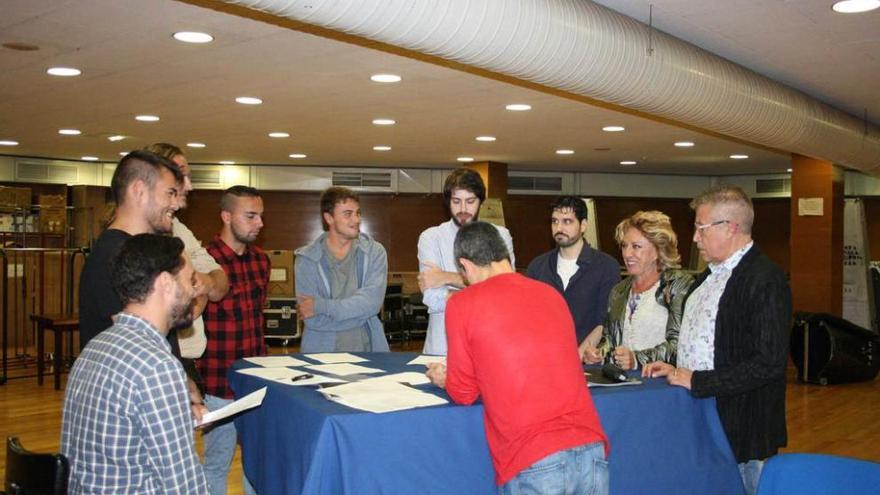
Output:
[382,285,408,342]
[4,437,69,495]
[404,293,429,340]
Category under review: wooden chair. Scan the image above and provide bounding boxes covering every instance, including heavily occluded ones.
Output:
[4,436,69,495]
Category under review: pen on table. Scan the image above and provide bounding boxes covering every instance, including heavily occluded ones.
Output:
[291,374,314,382]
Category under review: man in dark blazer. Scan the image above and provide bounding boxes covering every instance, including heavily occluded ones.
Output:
[644,185,791,495]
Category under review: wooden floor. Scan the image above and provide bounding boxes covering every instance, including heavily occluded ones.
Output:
[1,342,878,494]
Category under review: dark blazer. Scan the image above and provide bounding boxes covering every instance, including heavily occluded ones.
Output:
[690,244,791,463]
[526,243,621,344]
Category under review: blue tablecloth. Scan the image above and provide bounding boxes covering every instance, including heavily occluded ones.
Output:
[230,353,743,495]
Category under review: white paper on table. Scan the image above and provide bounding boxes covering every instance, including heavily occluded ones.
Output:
[407,355,447,366]
[288,374,346,386]
[236,367,308,382]
[243,356,310,367]
[195,387,267,427]
[359,372,431,386]
[306,363,383,376]
[318,380,446,413]
[304,353,368,364]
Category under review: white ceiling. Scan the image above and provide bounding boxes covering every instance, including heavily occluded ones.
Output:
[0,0,875,176]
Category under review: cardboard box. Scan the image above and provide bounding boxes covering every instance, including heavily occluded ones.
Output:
[267,250,295,297]
[263,297,300,338]
[39,207,67,234]
[0,186,31,209]
[388,272,420,295]
[37,194,66,207]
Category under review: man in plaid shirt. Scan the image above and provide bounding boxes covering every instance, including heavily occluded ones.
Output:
[198,185,269,495]
[62,234,207,494]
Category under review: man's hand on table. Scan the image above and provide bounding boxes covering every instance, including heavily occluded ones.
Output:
[426,362,447,389]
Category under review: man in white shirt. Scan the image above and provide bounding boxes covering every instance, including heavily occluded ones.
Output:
[417,169,514,355]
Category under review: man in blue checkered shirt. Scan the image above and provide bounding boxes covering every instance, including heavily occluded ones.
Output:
[62,234,208,494]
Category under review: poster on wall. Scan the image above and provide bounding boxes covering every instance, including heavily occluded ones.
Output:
[842,198,876,331]
[581,198,599,250]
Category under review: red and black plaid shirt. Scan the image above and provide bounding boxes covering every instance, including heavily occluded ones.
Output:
[198,235,270,399]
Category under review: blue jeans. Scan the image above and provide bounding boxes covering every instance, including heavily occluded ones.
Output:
[738,459,765,495]
[203,395,257,495]
[498,442,608,495]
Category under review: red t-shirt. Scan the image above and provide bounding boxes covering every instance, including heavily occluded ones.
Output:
[445,272,608,485]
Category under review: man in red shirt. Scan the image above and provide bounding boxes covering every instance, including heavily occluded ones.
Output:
[427,221,609,494]
[197,185,269,495]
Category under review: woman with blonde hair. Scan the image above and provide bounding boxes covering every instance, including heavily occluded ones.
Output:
[583,210,693,370]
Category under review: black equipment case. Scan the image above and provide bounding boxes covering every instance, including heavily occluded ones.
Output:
[790,312,880,385]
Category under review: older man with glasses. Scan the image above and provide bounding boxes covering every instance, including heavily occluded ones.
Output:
[644,185,791,495]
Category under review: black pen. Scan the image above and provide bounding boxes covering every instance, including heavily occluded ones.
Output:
[291,373,314,382]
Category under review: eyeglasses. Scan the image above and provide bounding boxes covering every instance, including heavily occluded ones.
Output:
[694,220,729,236]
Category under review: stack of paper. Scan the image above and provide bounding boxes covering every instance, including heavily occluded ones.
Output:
[318,380,447,413]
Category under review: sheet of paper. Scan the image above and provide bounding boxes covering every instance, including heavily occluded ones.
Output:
[359,372,431,386]
[196,387,267,427]
[243,355,310,367]
[304,353,368,364]
[318,380,446,413]
[288,374,346,386]
[236,366,309,382]
[306,363,383,376]
[407,355,447,366]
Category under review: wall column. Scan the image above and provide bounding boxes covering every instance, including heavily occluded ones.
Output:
[789,154,844,316]
[465,161,507,200]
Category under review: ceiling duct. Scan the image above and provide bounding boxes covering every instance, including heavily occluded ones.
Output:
[219,0,880,174]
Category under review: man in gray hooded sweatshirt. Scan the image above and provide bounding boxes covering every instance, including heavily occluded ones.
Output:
[295,186,390,352]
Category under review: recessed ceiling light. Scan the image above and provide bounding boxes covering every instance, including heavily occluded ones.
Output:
[135,115,160,122]
[555,149,575,155]
[0,140,19,146]
[81,156,99,161]
[119,152,129,156]
[268,132,290,138]
[172,31,214,43]
[602,126,625,132]
[219,161,235,165]
[187,142,206,148]
[47,67,81,77]
[832,0,880,13]
[475,136,496,142]
[372,118,396,126]
[107,135,125,142]
[730,154,749,160]
[373,145,392,151]
[289,153,307,159]
[457,157,474,162]
[787,168,793,173]
[58,129,81,135]
[674,141,695,147]
[620,160,638,165]
[235,96,263,105]
[505,103,532,111]
[370,74,402,83]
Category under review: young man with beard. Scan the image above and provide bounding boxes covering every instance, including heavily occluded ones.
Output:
[417,169,515,355]
[63,234,208,494]
[526,196,620,361]
[426,222,608,494]
[198,186,270,495]
[295,186,389,353]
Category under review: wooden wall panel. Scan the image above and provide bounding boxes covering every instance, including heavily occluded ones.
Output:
[863,197,880,262]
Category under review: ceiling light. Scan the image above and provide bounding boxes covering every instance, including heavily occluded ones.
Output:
[555,149,575,155]
[289,153,307,159]
[602,126,625,132]
[370,74,402,83]
[119,152,129,156]
[268,132,290,138]
[187,142,206,148]
[135,115,160,122]
[475,136,496,142]
[730,154,749,160]
[373,146,392,151]
[620,160,637,165]
[457,157,474,162]
[81,156,99,161]
[219,161,235,165]
[372,118,396,126]
[172,31,214,43]
[674,141,695,147]
[235,96,262,105]
[0,140,19,146]
[505,103,532,111]
[832,0,880,13]
[787,168,793,173]
[58,129,81,135]
[47,67,81,77]
[107,135,125,142]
